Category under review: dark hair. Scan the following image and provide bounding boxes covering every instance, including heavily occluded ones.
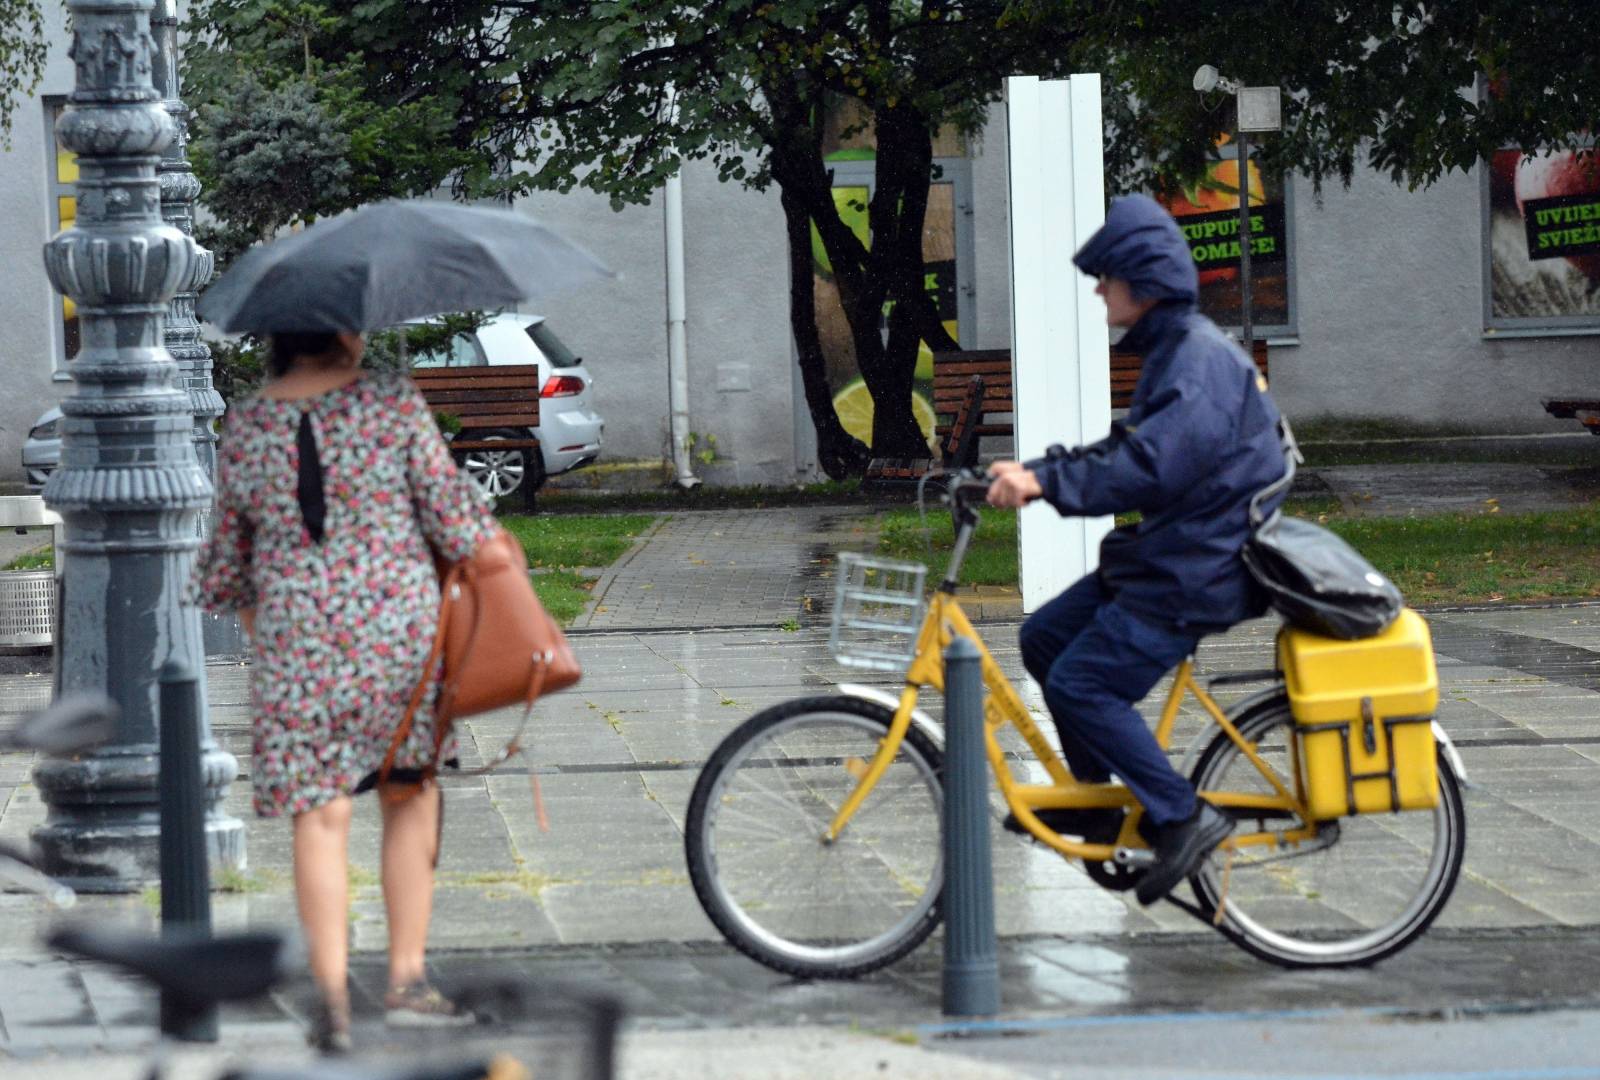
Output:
[267,331,342,377]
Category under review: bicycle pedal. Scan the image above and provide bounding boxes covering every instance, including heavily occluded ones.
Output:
[1113,847,1156,869]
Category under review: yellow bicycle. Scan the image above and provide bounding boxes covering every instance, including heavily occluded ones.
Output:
[684,473,1467,977]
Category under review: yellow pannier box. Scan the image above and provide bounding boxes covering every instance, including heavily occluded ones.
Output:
[1277,608,1440,820]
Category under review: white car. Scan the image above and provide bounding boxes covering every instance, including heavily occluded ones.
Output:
[409,313,604,499]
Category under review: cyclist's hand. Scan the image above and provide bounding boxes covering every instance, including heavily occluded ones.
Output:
[987,467,1042,508]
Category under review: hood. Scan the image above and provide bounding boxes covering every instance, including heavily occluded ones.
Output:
[1072,194,1199,304]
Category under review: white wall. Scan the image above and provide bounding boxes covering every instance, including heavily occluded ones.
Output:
[509,155,795,483]
[1280,167,1599,431]
[0,2,74,490]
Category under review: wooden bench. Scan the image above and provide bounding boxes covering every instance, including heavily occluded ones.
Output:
[933,351,1014,453]
[1541,398,1600,435]
[932,339,1271,453]
[411,365,542,510]
[862,375,987,488]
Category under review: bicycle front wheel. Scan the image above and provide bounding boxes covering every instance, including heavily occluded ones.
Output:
[684,696,945,978]
[1189,692,1466,968]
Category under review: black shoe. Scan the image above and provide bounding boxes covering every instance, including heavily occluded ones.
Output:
[1134,803,1234,907]
[1003,807,1123,842]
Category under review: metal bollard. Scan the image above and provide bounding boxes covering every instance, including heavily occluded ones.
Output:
[158,660,217,1042]
[941,636,999,1016]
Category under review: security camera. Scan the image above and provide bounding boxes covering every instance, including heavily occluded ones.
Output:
[1192,65,1239,95]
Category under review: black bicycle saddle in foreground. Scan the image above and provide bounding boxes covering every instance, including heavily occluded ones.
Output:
[48,924,288,1004]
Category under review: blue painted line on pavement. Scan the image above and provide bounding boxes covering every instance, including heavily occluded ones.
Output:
[918,1003,1402,1035]
[918,1008,1600,1080]
[1318,1075,1593,1080]
[1301,1072,1600,1080]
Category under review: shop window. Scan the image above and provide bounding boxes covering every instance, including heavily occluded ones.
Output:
[1483,145,1600,334]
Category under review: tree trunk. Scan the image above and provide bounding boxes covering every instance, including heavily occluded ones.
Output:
[855,105,951,457]
[768,96,957,470]
[780,185,869,479]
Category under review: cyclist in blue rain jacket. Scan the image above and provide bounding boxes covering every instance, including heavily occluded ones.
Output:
[986,194,1289,906]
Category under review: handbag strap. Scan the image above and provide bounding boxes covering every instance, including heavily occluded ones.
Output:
[1248,416,1304,528]
[382,560,560,790]
[449,651,552,775]
[379,563,463,789]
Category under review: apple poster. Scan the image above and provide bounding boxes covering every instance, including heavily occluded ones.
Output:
[1488,148,1600,322]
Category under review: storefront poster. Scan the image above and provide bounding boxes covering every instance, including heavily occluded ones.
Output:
[1488,148,1600,323]
[1155,143,1292,331]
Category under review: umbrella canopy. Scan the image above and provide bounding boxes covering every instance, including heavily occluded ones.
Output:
[197,200,614,333]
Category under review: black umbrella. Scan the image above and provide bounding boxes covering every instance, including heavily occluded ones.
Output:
[196,200,614,332]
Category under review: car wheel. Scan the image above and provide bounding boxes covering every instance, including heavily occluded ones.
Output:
[454,430,545,500]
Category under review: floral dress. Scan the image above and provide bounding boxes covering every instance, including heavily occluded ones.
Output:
[188,373,497,817]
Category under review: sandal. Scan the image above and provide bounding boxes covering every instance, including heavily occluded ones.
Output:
[306,995,353,1055]
[384,981,476,1028]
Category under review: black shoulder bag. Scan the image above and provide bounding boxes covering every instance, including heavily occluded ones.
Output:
[1241,420,1403,640]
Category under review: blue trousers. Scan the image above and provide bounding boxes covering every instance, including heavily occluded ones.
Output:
[1018,574,1201,826]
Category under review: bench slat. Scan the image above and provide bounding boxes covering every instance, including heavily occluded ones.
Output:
[453,413,540,428]
[432,400,544,416]
[934,364,1013,380]
[449,439,541,451]
[416,387,539,404]
[410,374,539,391]
[412,365,539,378]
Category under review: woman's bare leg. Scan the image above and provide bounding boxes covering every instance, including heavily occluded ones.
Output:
[292,796,355,1011]
[378,781,441,990]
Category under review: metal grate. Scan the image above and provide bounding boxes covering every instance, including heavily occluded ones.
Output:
[828,552,928,671]
[0,570,55,648]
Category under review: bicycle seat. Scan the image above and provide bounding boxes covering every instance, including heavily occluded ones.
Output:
[223,1061,494,1080]
[48,924,287,1003]
[8,692,118,755]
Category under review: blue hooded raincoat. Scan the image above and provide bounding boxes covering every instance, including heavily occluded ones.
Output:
[1028,194,1288,632]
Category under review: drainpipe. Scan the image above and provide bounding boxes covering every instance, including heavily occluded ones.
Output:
[664,170,701,488]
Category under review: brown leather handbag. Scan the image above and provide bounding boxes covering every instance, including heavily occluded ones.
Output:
[380,526,580,790]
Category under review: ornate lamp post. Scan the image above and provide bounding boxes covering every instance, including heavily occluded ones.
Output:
[33,0,244,892]
[151,0,246,657]
[152,0,221,486]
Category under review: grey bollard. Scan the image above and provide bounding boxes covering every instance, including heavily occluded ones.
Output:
[942,635,1000,1016]
[158,660,217,1042]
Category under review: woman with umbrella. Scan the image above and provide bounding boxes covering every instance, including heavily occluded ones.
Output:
[188,201,611,1052]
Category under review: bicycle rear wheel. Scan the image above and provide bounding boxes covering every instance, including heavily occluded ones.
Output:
[1189,692,1465,968]
[684,696,945,978]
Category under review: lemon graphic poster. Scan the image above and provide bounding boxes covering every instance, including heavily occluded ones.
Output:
[812,160,958,455]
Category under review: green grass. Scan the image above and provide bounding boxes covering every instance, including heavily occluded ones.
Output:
[496,513,655,624]
[873,500,1600,606]
[498,513,654,569]
[2,549,52,571]
[531,569,598,625]
[1323,507,1600,605]
[877,506,1019,586]
[0,518,647,627]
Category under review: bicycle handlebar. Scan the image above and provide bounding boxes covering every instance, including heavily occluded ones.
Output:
[4,692,118,755]
[944,470,994,509]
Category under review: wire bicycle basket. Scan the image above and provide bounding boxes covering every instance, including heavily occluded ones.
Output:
[829,552,928,671]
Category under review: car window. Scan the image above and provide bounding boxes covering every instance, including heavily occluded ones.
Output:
[410,332,485,369]
[526,322,581,368]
